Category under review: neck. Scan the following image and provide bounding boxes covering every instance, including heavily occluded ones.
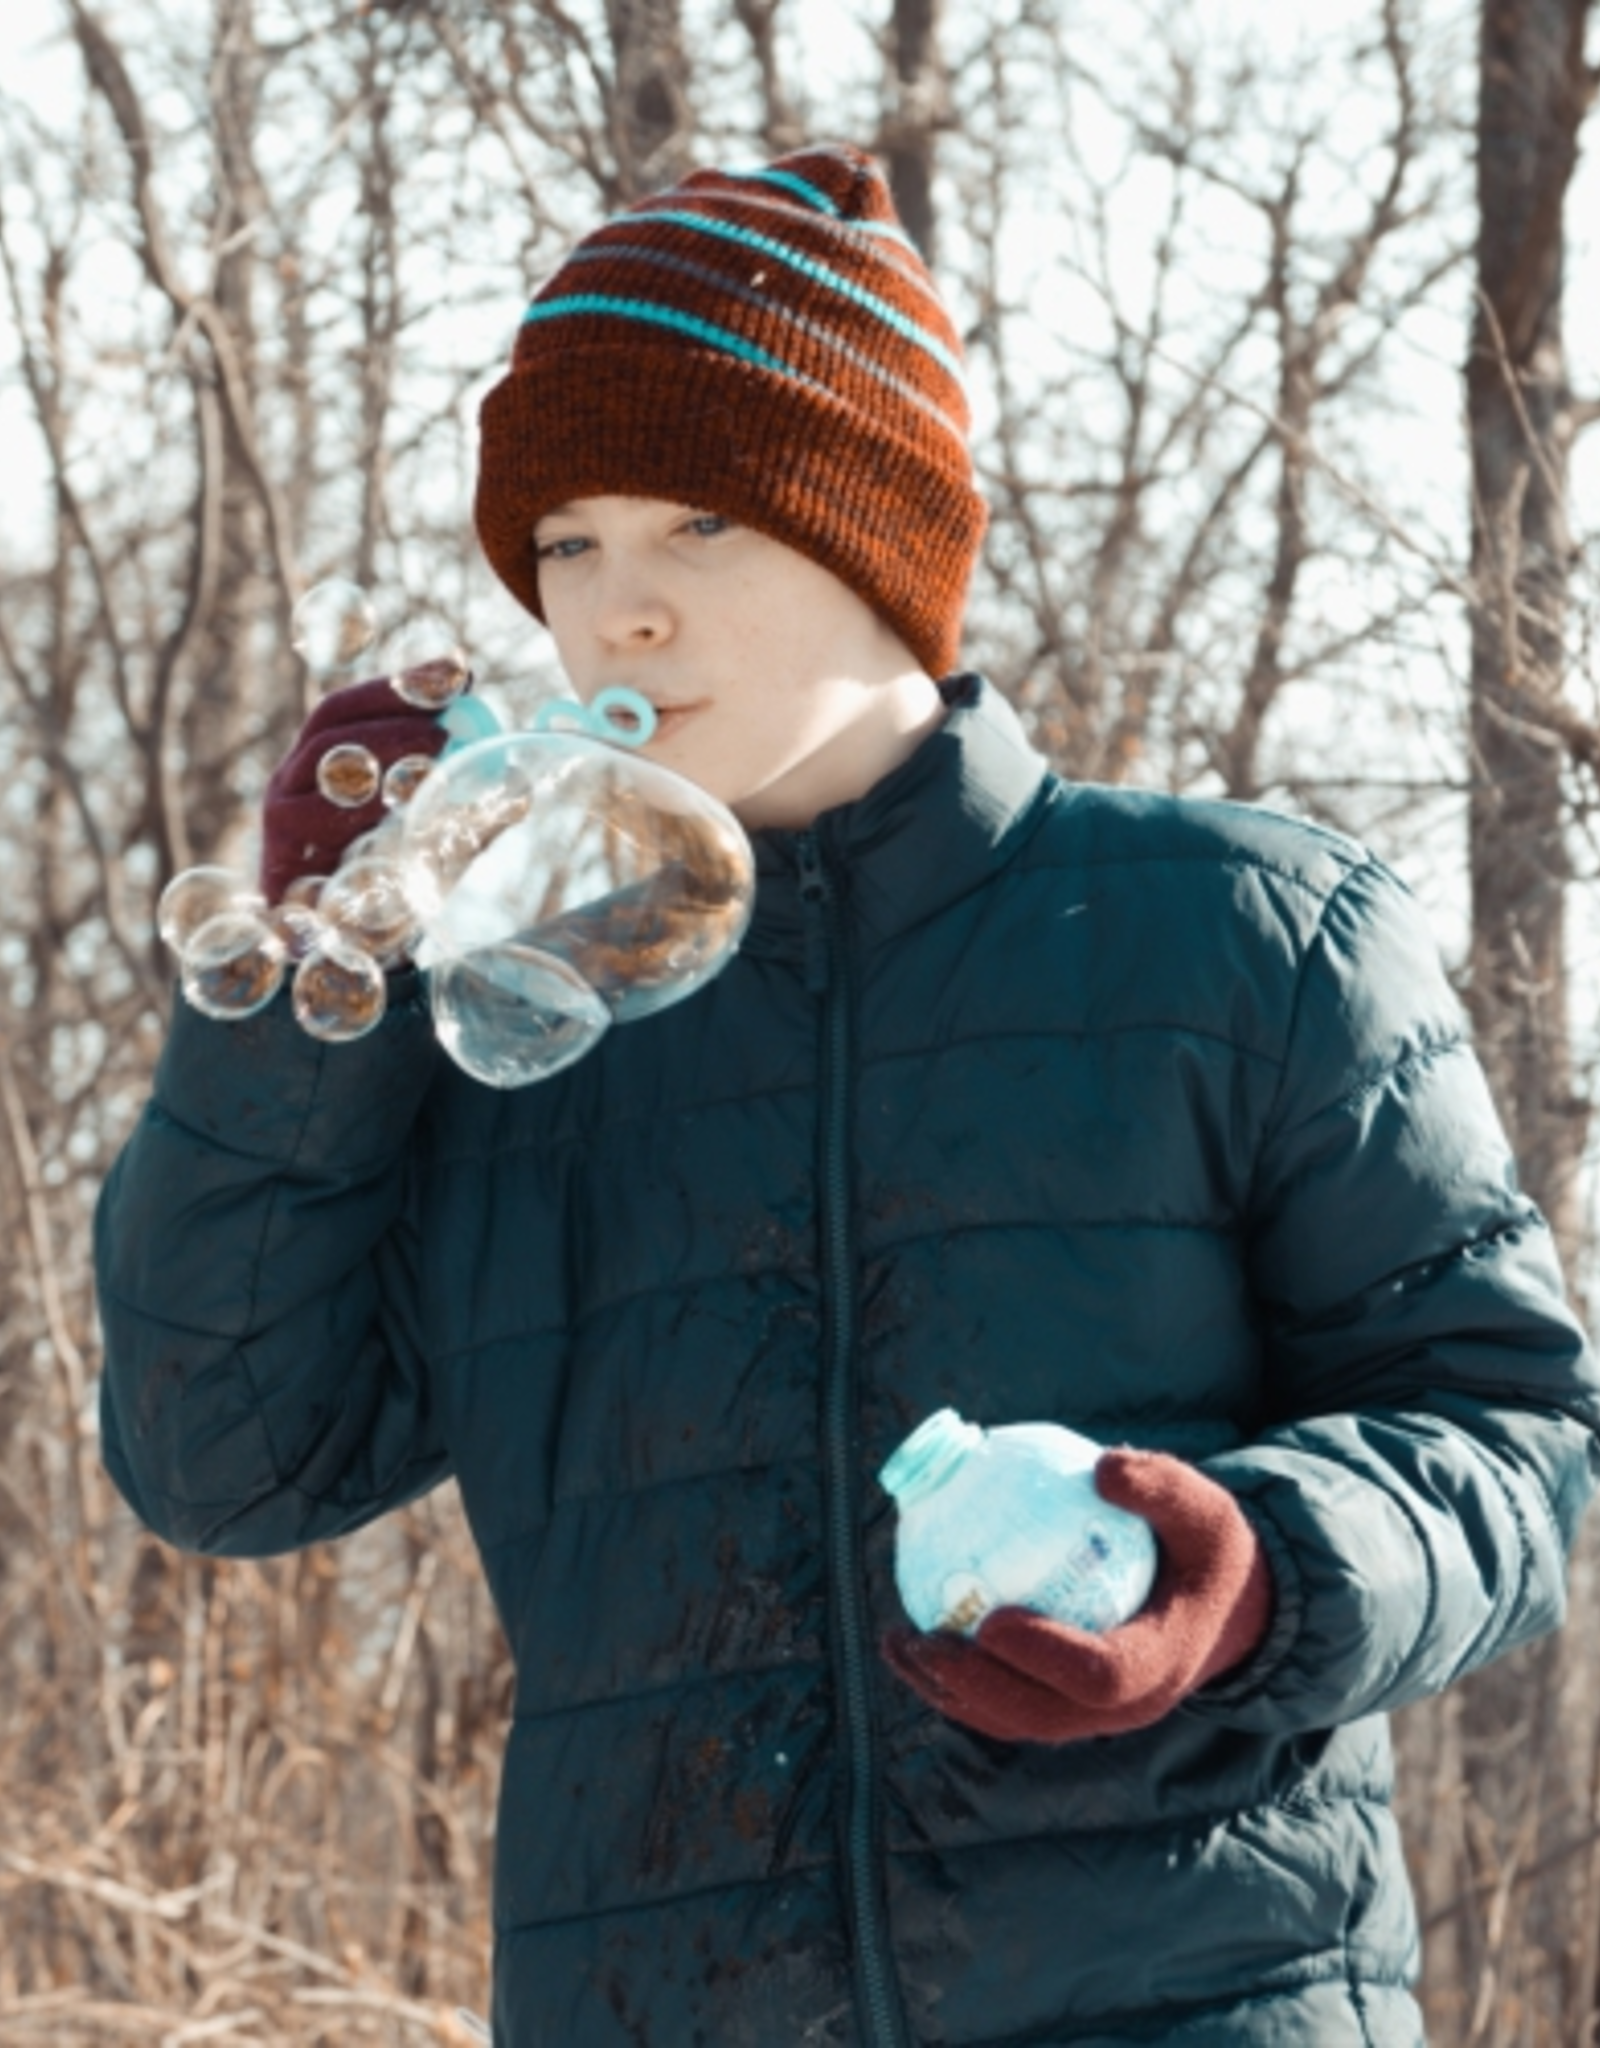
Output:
[736,671,947,831]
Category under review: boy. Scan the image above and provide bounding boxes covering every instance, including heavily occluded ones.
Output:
[97,143,1600,2045]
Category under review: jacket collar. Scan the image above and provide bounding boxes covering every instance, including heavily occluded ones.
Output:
[743,674,1052,960]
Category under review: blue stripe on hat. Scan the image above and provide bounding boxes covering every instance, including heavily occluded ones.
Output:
[738,165,841,216]
[560,239,969,452]
[738,170,923,259]
[626,206,966,387]
[648,186,936,296]
[520,294,799,377]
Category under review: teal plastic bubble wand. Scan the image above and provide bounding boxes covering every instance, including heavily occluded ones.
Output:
[527,686,658,749]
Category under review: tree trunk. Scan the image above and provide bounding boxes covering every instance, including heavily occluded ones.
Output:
[1465,0,1593,1266]
[1426,6,1598,2041]
[604,0,694,201]
[882,0,944,261]
[179,0,272,865]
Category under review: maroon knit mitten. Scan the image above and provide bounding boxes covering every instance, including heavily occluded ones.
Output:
[259,677,450,903]
[883,1450,1274,1744]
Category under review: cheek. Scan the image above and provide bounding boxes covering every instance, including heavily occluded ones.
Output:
[536,574,594,657]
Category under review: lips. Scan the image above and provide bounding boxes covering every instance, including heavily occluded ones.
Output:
[644,700,706,739]
[593,688,707,741]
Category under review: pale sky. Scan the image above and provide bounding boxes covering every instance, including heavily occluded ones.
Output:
[0,0,1595,627]
[2,0,1594,535]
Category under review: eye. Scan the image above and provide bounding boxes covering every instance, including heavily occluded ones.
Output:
[684,512,734,539]
[534,533,591,562]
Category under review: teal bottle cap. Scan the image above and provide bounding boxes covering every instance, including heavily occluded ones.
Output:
[879,1408,983,1507]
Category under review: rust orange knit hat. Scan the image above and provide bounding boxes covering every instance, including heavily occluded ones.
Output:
[474,143,986,679]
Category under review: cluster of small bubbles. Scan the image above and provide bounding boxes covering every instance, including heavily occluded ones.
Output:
[156,831,399,1041]
[266,897,325,962]
[155,605,755,1080]
[316,742,383,809]
[157,849,389,1041]
[319,856,420,966]
[291,580,379,682]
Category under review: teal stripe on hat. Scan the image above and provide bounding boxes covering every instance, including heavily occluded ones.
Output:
[737,169,922,258]
[521,294,799,377]
[739,165,840,216]
[562,238,969,451]
[628,207,966,386]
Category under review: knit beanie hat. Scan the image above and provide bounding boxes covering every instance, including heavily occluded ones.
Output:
[474,142,986,679]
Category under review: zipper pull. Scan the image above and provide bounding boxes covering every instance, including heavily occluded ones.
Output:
[795,831,832,994]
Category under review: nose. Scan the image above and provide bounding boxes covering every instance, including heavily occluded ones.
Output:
[591,555,673,651]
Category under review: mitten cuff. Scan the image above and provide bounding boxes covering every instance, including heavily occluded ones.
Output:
[1187,1495,1303,1709]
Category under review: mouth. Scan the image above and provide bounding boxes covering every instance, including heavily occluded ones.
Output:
[642,700,707,741]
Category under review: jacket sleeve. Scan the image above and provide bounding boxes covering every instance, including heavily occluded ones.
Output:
[95,979,450,1558]
[1191,855,1600,1731]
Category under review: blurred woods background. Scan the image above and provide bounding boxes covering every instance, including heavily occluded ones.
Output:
[1,0,1599,2039]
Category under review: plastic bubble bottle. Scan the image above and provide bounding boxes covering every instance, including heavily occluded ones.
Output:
[879,1409,1158,1637]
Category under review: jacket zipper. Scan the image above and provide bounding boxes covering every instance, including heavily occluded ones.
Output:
[797,831,907,2048]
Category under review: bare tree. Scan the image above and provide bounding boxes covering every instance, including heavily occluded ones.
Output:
[944,0,1470,833]
[1397,10,1600,2047]
[1465,0,1598,1264]
[881,0,947,259]
[2,1,1598,2039]
[605,0,696,198]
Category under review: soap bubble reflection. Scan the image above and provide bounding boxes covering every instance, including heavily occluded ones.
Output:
[292,580,379,680]
[317,742,382,809]
[159,867,260,952]
[428,943,611,1088]
[266,900,326,962]
[382,753,436,808]
[384,618,470,709]
[292,933,388,1043]
[319,856,420,966]
[400,733,754,1035]
[180,909,286,1020]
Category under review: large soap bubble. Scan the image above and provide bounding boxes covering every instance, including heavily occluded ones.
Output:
[428,943,612,1088]
[399,728,756,1054]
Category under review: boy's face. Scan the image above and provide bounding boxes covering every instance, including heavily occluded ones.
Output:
[530,495,940,830]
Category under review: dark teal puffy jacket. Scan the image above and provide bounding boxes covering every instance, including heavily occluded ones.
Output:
[97,677,1600,2046]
